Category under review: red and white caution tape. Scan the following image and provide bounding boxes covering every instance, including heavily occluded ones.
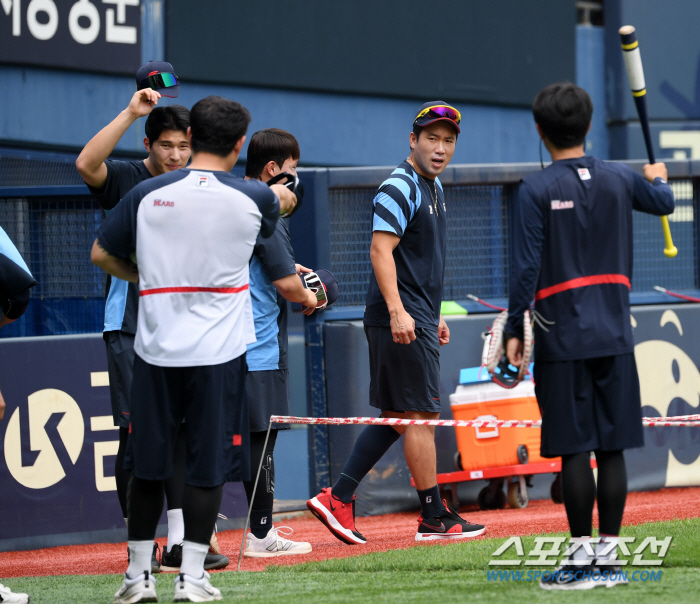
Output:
[654,286,700,304]
[270,415,700,428]
[642,418,700,427]
[466,294,507,312]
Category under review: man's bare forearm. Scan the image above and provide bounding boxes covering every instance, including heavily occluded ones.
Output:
[90,239,139,283]
[370,245,403,316]
[76,110,138,188]
[273,273,315,305]
[76,89,161,188]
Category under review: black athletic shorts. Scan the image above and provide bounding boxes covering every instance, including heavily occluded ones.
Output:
[246,368,291,432]
[105,330,136,429]
[534,353,644,458]
[365,325,441,413]
[125,353,250,486]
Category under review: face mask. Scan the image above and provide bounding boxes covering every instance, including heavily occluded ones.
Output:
[267,172,304,217]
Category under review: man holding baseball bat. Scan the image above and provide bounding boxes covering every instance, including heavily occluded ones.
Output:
[505,83,674,590]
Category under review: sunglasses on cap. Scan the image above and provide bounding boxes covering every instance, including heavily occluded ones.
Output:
[414,105,461,125]
[139,72,179,91]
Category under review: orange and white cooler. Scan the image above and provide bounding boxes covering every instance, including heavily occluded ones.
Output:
[450,367,556,471]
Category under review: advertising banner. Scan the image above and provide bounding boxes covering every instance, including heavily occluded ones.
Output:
[0,334,247,552]
[0,0,141,74]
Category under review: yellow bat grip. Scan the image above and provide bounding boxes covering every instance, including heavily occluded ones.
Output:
[661,215,678,258]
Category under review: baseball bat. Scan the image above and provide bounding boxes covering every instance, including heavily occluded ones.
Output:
[619,25,677,258]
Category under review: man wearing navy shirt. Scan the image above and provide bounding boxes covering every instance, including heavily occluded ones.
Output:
[308,102,485,543]
[92,95,296,603]
[505,83,674,590]
[242,129,316,557]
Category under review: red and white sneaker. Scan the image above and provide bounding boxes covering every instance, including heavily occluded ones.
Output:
[415,500,486,541]
[307,488,366,545]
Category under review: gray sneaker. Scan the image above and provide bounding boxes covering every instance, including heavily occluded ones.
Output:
[539,562,605,590]
[173,572,221,602]
[244,526,312,557]
[113,571,158,603]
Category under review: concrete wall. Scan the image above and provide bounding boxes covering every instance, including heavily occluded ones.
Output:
[0,21,609,166]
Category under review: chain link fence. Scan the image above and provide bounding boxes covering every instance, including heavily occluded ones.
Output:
[327,176,696,309]
[1,152,698,337]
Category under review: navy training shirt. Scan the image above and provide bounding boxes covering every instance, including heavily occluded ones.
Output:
[506,155,675,361]
[364,160,447,330]
[246,218,297,371]
[86,159,152,335]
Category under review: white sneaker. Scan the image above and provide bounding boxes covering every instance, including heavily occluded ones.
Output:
[173,572,222,602]
[113,571,158,603]
[244,526,312,557]
[0,583,30,604]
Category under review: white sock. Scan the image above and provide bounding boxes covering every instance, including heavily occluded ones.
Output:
[595,535,620,560]
[180,541,209,579]
[167,509,185,550]
[570,537,595,565]
[126,540,154,579]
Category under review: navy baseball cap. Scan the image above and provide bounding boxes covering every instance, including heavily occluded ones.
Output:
[136,61,180,98]
[315,269,339,306]
[299,269,339,309]
[413,101,461,134]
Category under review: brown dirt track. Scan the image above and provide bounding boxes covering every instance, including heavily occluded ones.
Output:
[2,487,699,578]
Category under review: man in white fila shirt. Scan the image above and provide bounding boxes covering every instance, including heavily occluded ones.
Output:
[91,95,296,603]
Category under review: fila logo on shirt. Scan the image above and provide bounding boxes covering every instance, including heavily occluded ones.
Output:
[198,176,209,187]
[551,200,574,210]
[153,199,175,207]
[577,168,591,180]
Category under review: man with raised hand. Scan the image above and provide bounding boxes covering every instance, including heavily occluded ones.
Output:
[307,102,486,543]
[92,95,296,603]
[505,83,674,590]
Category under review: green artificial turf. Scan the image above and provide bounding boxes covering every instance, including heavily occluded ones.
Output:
[4,518,699,604]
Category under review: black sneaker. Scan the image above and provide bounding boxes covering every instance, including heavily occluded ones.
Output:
[204,551,230,571]
[125,542,161,574]
[539,562,607,590]
[160,544,181,572]
[151,543,161,574]
[160,543,230,572]
[415,500,486,541]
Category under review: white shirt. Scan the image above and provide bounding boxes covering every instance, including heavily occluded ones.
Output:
[97,169,279,367]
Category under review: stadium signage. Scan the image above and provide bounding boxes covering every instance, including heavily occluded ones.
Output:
[0,0,141,74]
